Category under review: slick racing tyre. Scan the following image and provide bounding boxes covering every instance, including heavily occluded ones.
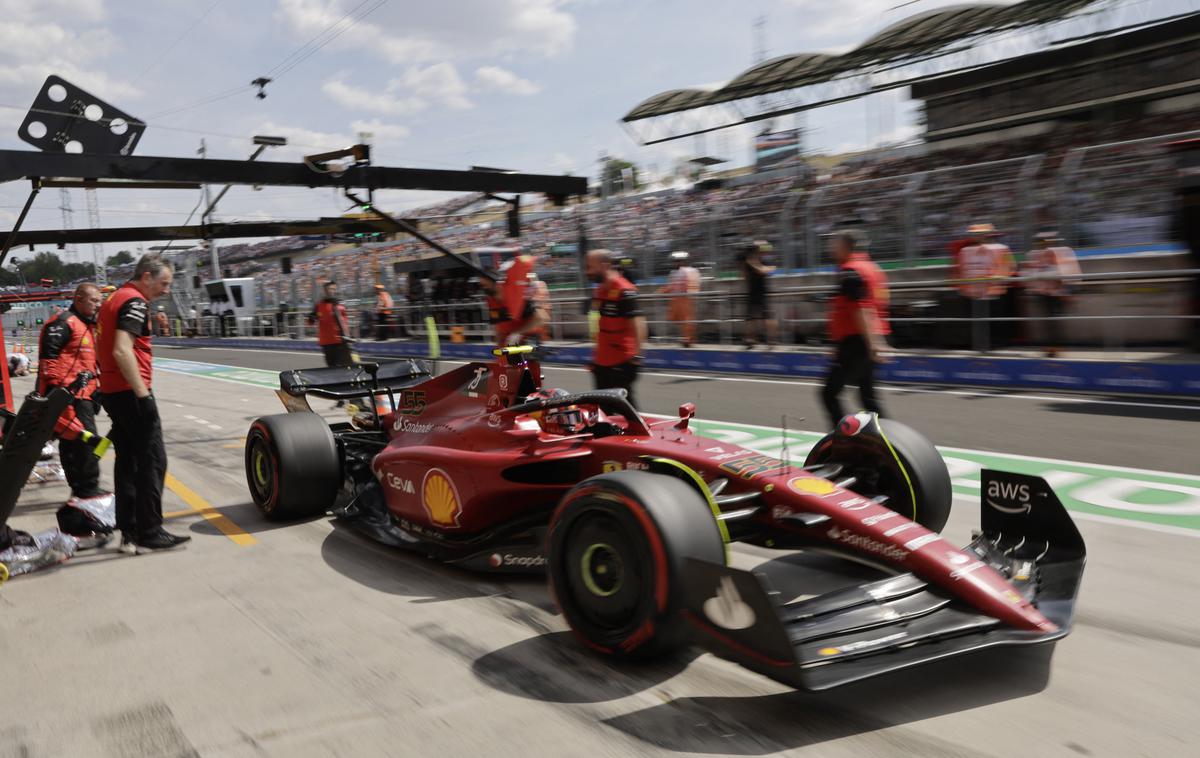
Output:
[547,471,725,660]
[246,413,341,521]
[805,414,952,532]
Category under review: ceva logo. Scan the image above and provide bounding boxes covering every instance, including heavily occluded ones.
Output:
[385,473,415,494]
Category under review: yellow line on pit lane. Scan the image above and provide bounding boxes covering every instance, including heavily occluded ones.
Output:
[164,473,257,547]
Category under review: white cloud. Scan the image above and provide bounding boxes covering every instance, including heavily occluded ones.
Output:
[322,78,426,115]
[350,119,410,143]
[0,0,105,24]
[0,63,139,101]
[550,151,575,174]
[475,66,540,96]
[396,63,470,110]
[251,120,360,159]
[0,3,135,102]
[249,119,409,162]
[276,0,576,64]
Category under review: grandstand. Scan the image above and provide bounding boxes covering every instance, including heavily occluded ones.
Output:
[169,1,1197,313]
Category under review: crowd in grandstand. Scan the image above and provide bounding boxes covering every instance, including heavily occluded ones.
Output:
[165,106,1199,315]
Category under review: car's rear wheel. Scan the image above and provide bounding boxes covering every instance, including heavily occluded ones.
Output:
[547,471,725,659]
[804,414,952,532]
[245,413,341,521]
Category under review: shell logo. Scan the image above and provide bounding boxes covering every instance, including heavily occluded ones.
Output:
[422,468,462,528]
[788,477,837,497]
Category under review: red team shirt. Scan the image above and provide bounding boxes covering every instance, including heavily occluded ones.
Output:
[828,253,891,342]
[97,283,155,393]
[486,255,537,344]
[592,275,640,367]
[37,308,98,399]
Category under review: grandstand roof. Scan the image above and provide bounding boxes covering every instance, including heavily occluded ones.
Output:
[623,0,1099,122]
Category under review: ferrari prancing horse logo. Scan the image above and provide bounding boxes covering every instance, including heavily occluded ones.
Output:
[422,468,462,528]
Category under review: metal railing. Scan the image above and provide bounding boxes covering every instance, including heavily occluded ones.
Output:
[202,128,1200,313]
[171,266,1200,356]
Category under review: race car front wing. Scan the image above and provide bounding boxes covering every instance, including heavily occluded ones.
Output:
[681,471,1086,691]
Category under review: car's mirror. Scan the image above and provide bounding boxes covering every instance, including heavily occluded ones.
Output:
[676,402,696,430]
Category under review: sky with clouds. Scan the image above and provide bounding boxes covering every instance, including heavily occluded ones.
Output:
[0,0,1184,263]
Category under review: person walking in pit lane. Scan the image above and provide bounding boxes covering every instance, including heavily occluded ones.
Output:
[587,249,646,410]
[37,283,106,500]
[479,253,546,347]
[309,281,354,368]
[821,230,891,428]
[96,254,191,553]
[742,240,777,349]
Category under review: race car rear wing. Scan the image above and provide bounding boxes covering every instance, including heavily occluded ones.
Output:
[278,359,431,400]
[680,470,1086,690]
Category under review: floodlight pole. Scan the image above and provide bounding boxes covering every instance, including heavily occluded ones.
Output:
[198,137,283,280]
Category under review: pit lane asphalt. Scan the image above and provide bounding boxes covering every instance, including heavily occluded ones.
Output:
[1,345,1196,757]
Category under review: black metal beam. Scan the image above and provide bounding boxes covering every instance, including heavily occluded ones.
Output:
[0,149,589,198]
[0,217,407,246]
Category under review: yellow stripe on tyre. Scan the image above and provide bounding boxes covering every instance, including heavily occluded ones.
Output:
[646,457,730,563]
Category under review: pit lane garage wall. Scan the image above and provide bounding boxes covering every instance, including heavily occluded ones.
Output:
[155,337,1200,396]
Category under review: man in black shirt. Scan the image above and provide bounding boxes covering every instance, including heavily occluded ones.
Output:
[742,240,777,349]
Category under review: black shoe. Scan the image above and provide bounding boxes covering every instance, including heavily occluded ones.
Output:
[119,531,138,555]
[136,528,191,553]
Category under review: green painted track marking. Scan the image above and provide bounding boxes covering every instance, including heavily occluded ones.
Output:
[156,358,280,388]
[686,419,1200,538]
[155,357,1200,537]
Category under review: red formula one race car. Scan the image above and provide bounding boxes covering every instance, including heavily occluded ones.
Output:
[245,346,1086,690]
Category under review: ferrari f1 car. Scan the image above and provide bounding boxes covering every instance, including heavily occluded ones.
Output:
[245,346,1085,690]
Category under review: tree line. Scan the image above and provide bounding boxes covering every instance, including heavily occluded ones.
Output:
[0,250,134,287]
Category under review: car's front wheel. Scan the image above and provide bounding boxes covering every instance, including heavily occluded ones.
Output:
[804,414,953,532]
[547,471,725,659]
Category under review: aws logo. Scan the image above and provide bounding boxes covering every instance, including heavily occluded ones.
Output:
[422,468,462,528]
[986,479,1032,514]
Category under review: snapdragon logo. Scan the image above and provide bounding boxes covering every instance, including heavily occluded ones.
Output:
[488,552,546,568]
[393,417,434,434]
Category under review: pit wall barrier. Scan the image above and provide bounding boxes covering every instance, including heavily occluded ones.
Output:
[156,337,1200,397]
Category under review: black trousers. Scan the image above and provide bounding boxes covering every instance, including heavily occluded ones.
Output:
[60,397,102,498]
[821,335,884,428]
[322,342,353,368]
[100,391,166,538]
[375,312,391,341]
[1034,293,1066,347]
[594,361,639,411]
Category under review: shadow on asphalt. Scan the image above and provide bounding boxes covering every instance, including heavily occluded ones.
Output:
[314,517,1052,751]
[470,632,700,704]
[317,524,699,704]
[187,501,311,537]
[601,644,1055,755]
[318,523,551,608]
[1042,400,1200,422]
